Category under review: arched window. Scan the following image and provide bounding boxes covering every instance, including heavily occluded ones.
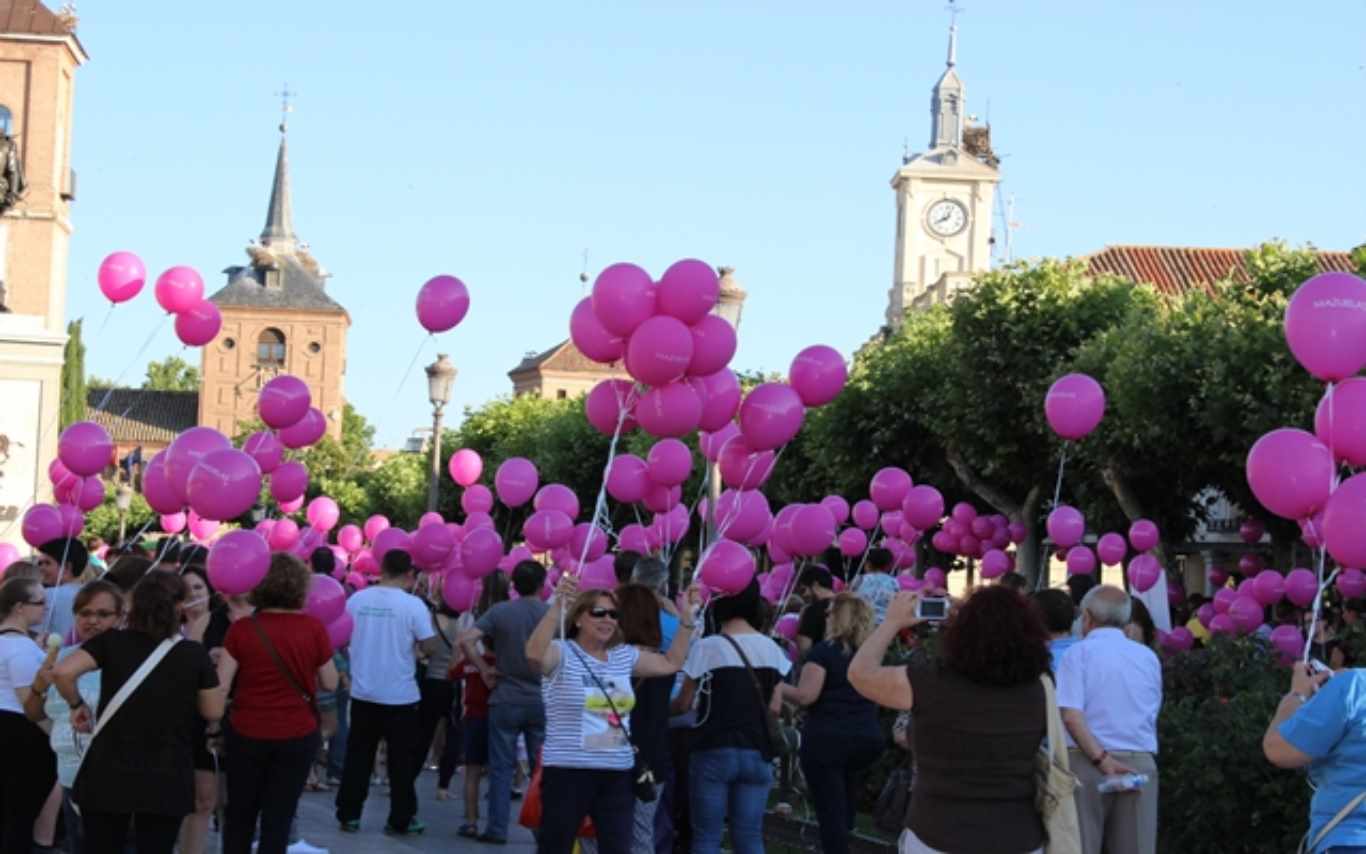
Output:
[257,327,286,366]
[0,106,12,135]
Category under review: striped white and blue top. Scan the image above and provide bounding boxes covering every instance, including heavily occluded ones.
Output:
[542,640,640,770]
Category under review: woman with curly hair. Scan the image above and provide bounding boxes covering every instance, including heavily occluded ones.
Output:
[848,586,1051,854]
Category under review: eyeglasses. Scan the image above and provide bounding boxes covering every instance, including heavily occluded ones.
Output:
[77,610,119,620]
[588,607,619,620]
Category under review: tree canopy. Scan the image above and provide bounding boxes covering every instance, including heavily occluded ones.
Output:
[142,356,200,391]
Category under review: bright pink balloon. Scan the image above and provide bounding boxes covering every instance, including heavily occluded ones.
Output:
[353,550,378,576]
[270,460,309,504]
[1044,373,1106,440]
[416,274,471,333]
[591,263,656,338]
[618,523,651,554]
[242,431,283,475]
[305,574,347,624]
[1067,546,1098,577]
[21,504,62,547]
[1285,568,1318,608]
[579,556,618,590]
[717,437,775,490]
[207,530,270,595]
[699,540,756,594]
[1315,378,1366,467]
[154,265,204,314]
[820,496,850,527]
[279,495,304,514]
[641,483,681,514]
[657,259,719,326]
[789,345,847,407]
[605,454,649,504]
[303,496,338,533]
[923,568,947,591]
[646,439,692,486]
[699,423,740,463]
[1127,519,1159,553]
[570,523,609,562]
[687,314,738,378]
[159,512,186,534]
[337,524,363,553]
[981,549,1011,579]
[460,527,503,577]
[569,296,625,364]
[325,612,355,650]
[691,369,742,433]
[267,518,300,551]
[174,300,222,347]
[280,407,327,450]
[1339,568,1366,600]
[449,448,483,487]
[165,428,232,505]
[1046,506,1085,549]
[1325,473,1366,568]
[258,375,311,430]
[371,527,412,565]
[412,523,455,570]
[1125,554,1160,591]
[54,504,83,538]
[1228,595,1264,635]
[141,454,181,515]
[363,515,390,542]
[1096,533,1127,566]
[98,251,146,304]
[869,467,912,512]
[635,380,702,439]
[585,379,639,437]
[187,448,262,522]
[900,485,943,530]
[838,527,867,557]
[1251,570,1285,607]
[461,485,494,516]
[1270,624,1305,660]
[533,484,580,520]
[626,316,694,387]
[1284,272,1366,381]
[443,572,479,612]
[495,457,539,507]
[1163,627,1195,653]
[524,510,573,552]
[1247,428,1334,521]
[713,490,770,543]
[738,383,804,452]
[64,476,104,512]
[789,505,837,556]
[851,499,879,531]
[58,421,114,478]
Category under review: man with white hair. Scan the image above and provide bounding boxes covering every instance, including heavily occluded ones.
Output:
[1056,584,1163,854]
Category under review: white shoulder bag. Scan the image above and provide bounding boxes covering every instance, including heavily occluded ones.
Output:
[72,638,181,783]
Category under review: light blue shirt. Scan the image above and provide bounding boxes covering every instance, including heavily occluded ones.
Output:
[44,646,101,788]
[1049,636,1079,674]
[660,609,679,653]
[1280,669,1366,852]
[852,572,900,624]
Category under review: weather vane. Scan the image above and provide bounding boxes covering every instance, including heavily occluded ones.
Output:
[275,83,296,133]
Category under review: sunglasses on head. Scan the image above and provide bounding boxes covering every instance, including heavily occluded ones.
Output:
[588,607,619,620]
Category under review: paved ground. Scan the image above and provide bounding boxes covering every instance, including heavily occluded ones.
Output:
[273,769,537,854]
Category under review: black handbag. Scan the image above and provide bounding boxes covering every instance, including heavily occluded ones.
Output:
[873,765,912,833]
[567,643,657,802]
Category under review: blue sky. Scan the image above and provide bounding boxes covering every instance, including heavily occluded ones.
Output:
[65,1,1366,447]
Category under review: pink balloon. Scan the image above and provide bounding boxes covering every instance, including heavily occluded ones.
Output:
[415,274,471,333]
[570,523,609,562]
[618,523,651,554]
[325,612,355,650]
[1163,627,1195,653]
[585,379,639,437]
[422,513,446,529]
[206,530,270,595]
[64,476,104,512]
[0,543,20,576]
[691,369,742,433]
[98,251,146,304]
[951,503,977,525]
[1324,473,1366,568]
[270,460,309,504]
[591,262,656,338]
[698,540,756,594]
[307,496,340,532]
[570,296,626,363]
[900,485,943,530]
[1127,519,1160,552]
[363,515,390,542]
[738,383,805,452]
[1212,587,1237,614]
[1252,570,1285,607]
[465,511,495,531]
[54,504,83,538]
[923,567,947,590]
[869,467,913,512]
[1315,378,1366,467]
[773,613,799,641]
[58,421,114,478]
[1209,614,1236,635]
[495,457,539,508]
[461,485,494,516]
[523,510,573,552]
[242,431,283,474]
[305,574,347,624]
[1284,272,1366,381]
[142,454,181,515]
[1285,568,1318,607]
[280,407,327,450]
[626,316,694,387]
[1096,533,1127,566]
[187,448,262,522]
[165,428,232,505]
[838,527,868,557]
[1126,554,1160,591]
[641,483,681,514]
[158,512,186,534]
[1067,546,1098,577]
[258,375,311,430]
[656,259,719,326]
[606,454,650,504]
[789,345,847,407]
[1046,506,1085,549]
[970,517,994,540]
[1044,373,1106,440]
[460,527,503,577]
[371,527,412,565]
[699,423,740,462]
[789,504,837,556]
[153,265,204,314]
[412,523,455,570]
[851,499,879,531]
[646,439,692,487]
[1228,595,1264,635]
[1302,513,1326,549]
[279,495,304,514]
[635,381,703,439]
[1269,624,1305,660]
[353,550,378,576]
[533,484,580,520]
[654,505,691,545]
[337,524,363,553]
[717,436,775,490]
[443,571,480,612]
[174,300,222,347]
[713,490,771,543]
[21,504,62,547]
[579,556,618,590]
[687,314,738,378]
[268,518,300,551]
[981,549,1011,579]
[449,448,483,487]
[1008,521,1028,544]
[1238,518,1266,545]
[1247,428,1334,521]
[1339,568,1366,600]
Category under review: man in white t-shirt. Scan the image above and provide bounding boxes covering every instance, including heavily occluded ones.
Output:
[36,538,86,641]
[335,549,439,837]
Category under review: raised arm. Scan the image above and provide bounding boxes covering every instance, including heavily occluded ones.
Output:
[848,591,918,711]
[635,585,699,678]
[526,574,578,675]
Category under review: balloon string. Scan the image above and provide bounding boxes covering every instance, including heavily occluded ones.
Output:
[93,314,171,413]
[851,521,884,586]
[1051,442,1069,511]
[1305,550,1337,665]
[92,304,116,339]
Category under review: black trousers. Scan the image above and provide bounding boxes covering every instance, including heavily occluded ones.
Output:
[437,679,464,788]
[0,710,56,854]
[537,766,634,854]
[413,678,456,785]
[799,735,884,854]
[81,811,182,854]
[334,698,420,829]
[224,728,321,854]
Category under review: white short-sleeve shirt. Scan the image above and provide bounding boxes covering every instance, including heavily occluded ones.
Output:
[1055,627,1162,753]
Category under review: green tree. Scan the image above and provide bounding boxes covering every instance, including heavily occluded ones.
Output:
[83,483,156,544]
[59,320,86,428]
[143,356,200,391]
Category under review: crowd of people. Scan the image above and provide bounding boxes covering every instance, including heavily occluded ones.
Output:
[1,530,1361,854]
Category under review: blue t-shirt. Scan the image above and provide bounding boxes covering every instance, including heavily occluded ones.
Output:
[1049,637,1079,674]
[1279,669,1366,852]
[660,609,679,653]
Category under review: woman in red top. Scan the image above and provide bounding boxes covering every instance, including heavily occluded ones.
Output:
[216,554,338,854]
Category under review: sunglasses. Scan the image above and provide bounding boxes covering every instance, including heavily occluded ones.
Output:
[588,607,620,620]
[77,609,119,620]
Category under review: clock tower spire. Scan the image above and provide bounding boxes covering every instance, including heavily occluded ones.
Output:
[930,9,964,150]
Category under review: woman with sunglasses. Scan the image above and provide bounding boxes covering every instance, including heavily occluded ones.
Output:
[0,575,59,853]
[525,572,699,854]
[23,580,123,854]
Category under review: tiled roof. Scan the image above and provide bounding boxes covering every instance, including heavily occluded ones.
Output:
[0,0,71,36]
[1085,246,1358,297]
[509,340,620,377]
[210,253,346,314]
[85,389,199,445]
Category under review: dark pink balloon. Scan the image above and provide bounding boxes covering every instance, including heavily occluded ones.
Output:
[412,523,455,569]
[969,516,994,540]
[1228,595,1264,635]
[570,523,609,562]
[821,495,850,526]
[1285,568,1318,607]
[1247,428,1334,521]
[268,518,300,551]
[1284,272,1366,381]
[1339,568,1366,600]
[691,368,742,433]
[1269,624,1304,660]
[416,274,471,333]
[207,530,270,595]
[901,485,944,530]
[1315,378,1366,467]
[1044,373,1106,441]
[174,300,222,347]
[166,427,232,505]
[626,315,694,387]
[1046,505,1085,549]
[371,527,412,565]
[656,259,719,326]
[460,527,503,577]
[461,485,494,516]
[868,467,912,512]
[1008,521,1028,544]
[584,379,638,437]
[523,510,573,552]
[641,483,681,514]
[305,574,347,624]
[687,314,738,378]
[838,527,867,557]
[1096,532,1127,566]
[443,572,479,612]
[1252,570,1285,607]
[21,504,62,547]
[1324,473,1366,568]
[495,457,539,507]
[714,490,770,543]
[738,383,804,452]
[154,265,204,314]
[699,540,756,594]
[187,448,262,522]
[1067,545,1098,577]
[326,612,355,650]
[981,549,1011,579]
[98,251,146,304]
[258,375,311,430]
[1238,517,1266,545]
[1128,519,1160,552]
[851,499,879,531]
[1127,554,1161,592]
[618,523,652,554]
[788,505,836,556]
[142,453,181,514]
[717,436,775,490]
[280,407,327,449]
[591,262,656,338]
[74,476,105,512]
[606,454,650,504]
[449,448,483,487]
[242,430,283,474]
[534,484,580,520]
[635,381,702,439]
[269,460,309,505]
[58,421,114,477]
[646,439,692,487]
[700,423,740,462]
[337,524,363,553]
[789,345,847,407]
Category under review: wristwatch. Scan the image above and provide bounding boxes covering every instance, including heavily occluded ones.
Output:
[67,698,85,711]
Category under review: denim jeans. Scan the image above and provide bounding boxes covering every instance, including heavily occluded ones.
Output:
[326,689,350,779]
[486,701,545,839]
[689,747,772,854]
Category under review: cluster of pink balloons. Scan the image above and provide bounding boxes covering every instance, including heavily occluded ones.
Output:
[97,252,223,348]
[21,421,118,547]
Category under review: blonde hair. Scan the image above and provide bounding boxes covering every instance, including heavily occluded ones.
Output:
[826,592,874,651]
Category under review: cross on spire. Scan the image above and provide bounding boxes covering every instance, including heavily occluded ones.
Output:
[275,83,296,133]
[944,1,963,67]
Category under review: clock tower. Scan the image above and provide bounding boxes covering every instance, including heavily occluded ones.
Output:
[886,16,1000,326]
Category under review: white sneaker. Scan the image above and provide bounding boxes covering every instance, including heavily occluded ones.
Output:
[287,841,330,854]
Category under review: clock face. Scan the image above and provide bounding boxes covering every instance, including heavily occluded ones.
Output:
[925,199,968,237]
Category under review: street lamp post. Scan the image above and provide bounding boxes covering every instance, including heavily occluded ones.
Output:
[706,267,747,545]
[424,354,458,513]
[115,483,133,544]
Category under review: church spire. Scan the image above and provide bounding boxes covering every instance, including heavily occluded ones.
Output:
[261,85,297,251]
[929,7,965,150]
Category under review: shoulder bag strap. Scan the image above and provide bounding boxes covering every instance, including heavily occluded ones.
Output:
[720,634,777,752]
[248,615,319,722]
[75,638,180,778]
[1039,674,1068,766]
[566,642,629,733]
[1305,790,1366,853]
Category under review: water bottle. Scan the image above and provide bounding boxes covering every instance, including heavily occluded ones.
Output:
[1097,773,1149,793]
